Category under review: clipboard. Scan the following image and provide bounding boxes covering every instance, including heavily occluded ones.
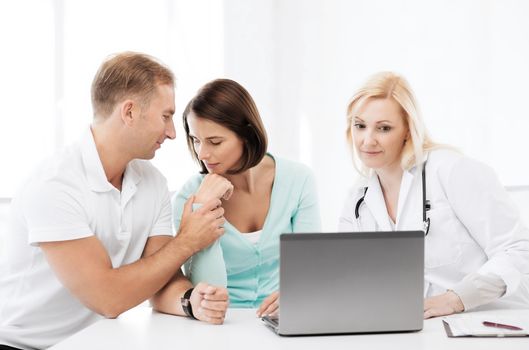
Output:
[443,318,529,338]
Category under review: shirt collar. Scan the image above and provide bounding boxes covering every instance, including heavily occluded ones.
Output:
[80,127,142,193]
[123,160,142,189]
[121,161,142,206]
[80,128,112,192]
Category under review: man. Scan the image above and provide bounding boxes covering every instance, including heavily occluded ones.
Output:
[0,52,231,350]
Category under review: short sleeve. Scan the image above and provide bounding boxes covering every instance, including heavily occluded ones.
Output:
[23,179,93,246]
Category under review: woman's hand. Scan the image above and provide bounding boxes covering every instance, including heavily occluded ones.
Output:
[424,290,464,319]
[195,174,234,203]
[256,291,279,318]
[190,282,229,325]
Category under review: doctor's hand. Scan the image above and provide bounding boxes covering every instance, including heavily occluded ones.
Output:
[190,282,229,325]
[423,291,465,319]
[195,174,234,203]
[256,291,279,318]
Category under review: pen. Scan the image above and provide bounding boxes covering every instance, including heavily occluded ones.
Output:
[482,321,523,331]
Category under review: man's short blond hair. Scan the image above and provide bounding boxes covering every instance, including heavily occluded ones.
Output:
[91,52,174,118]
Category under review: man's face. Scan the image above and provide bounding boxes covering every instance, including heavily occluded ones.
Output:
[134,84,176,160]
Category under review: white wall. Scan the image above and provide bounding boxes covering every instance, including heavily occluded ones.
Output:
[0,0,225,198]
[223,0,529,230]
[2,0,529,232]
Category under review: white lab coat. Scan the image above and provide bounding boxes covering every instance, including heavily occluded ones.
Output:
[339,149,529,308]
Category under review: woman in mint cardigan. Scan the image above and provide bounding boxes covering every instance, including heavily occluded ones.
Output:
[172,79,321,316]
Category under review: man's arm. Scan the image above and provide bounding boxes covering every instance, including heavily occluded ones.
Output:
[40,197,224,319]
[145,235,229,325]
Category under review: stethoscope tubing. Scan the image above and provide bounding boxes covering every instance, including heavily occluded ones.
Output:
[355,163,431,235]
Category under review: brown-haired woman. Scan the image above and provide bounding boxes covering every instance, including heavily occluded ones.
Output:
[172,79,321,317]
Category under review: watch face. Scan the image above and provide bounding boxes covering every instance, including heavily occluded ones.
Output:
[181,288,196,319]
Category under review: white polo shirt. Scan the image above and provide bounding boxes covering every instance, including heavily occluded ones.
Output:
[0,128,173,349]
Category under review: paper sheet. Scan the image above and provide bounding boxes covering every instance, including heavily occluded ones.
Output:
[443,309,529,337]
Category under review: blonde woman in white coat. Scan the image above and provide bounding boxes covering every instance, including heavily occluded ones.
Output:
[339,72,529,319]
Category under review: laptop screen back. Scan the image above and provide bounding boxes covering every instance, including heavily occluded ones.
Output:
[278,231,424,335]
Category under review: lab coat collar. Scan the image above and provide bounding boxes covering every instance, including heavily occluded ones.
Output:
[364,165,424,231]
[395,152,431,230]
[395,168,424,230]
[395,168,416,227]
[364,173,392,231]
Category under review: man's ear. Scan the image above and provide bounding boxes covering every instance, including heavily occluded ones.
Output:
[120,100,135,126]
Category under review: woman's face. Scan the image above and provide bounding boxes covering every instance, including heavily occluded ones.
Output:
[187,111,244,174]
[351,98,410,172]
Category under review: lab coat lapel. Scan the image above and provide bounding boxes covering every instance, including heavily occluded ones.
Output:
[396,168,423,231]
[364,174,392,231]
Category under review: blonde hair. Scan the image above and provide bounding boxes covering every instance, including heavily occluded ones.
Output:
[346,71,438,176]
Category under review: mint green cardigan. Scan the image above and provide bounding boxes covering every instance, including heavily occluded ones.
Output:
[172,155,321,308]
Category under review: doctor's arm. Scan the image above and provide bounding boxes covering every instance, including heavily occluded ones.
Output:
[442,157,529,310]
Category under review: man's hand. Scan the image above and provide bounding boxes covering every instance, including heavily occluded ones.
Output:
[176,196,225,254]
[194,174,234,203]
[424,290,464,319]
[190,282,229,325]
[256,291,279,318]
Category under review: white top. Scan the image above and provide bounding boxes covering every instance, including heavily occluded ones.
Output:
[241,229,262,244]
[339,149,529,310]
[0,128,173,350]
[48,306,529,350]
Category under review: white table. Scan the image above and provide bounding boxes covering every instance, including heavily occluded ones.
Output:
[49,307,527,350]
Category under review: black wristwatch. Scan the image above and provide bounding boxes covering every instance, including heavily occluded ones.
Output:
[181,288,197,319]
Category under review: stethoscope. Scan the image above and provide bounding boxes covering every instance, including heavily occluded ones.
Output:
[354,163,431,235]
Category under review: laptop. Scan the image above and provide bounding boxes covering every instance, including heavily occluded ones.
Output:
[262,231,424,336]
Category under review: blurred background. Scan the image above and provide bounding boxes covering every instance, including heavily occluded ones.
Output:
[1,0,529,237]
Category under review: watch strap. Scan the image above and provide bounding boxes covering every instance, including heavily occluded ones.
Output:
[181,288,196,319]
